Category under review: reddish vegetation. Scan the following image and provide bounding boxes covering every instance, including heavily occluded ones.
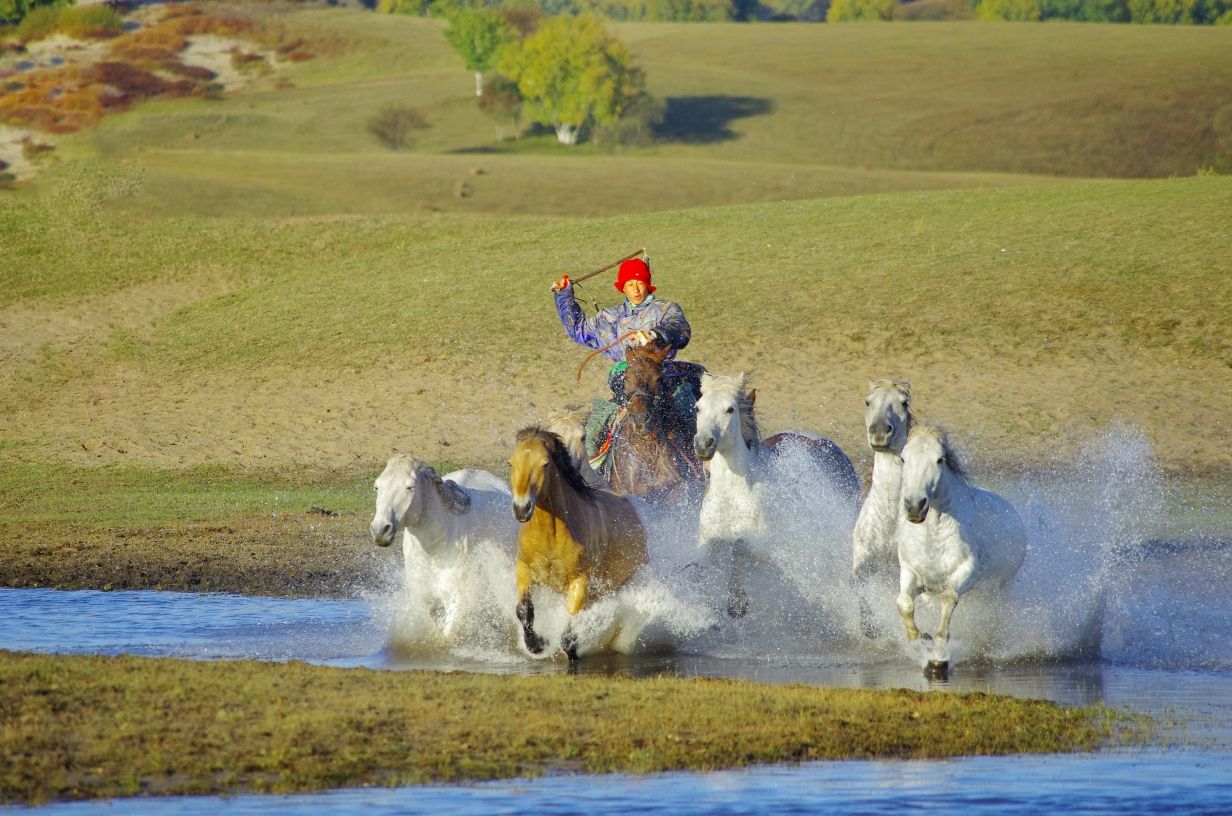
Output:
[0,3,314,135]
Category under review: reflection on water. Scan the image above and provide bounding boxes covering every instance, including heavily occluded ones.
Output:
[9,752,1232,815]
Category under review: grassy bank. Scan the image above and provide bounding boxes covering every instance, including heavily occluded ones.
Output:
[0,650,1134,804]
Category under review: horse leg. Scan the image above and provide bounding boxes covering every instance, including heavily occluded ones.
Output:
[923,588,960,680]
[935,589,959,643]
[515,561,545,655]
[853,561,883,640]
[896,567,922,641]
[727,539,749,619]
[560,573,588,661]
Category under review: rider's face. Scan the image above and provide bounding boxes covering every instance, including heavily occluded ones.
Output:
[623,279,649,305]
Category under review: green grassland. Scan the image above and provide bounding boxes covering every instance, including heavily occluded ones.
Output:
[2,4,1230,576]
[0,650,1133,804]
[46,12,1232,219]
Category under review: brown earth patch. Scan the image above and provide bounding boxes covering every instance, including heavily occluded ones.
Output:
[0,513,388,597]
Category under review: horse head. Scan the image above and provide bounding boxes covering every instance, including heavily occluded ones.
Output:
[624,341,672,435]
[864,379,913,454]
[900,426,965,524]
[510,427,594,523]
[694,372,757,461]
[371,454,426,546]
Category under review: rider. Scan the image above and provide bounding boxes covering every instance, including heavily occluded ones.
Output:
[552,257,703,455]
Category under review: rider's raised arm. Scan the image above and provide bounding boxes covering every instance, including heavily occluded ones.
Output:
[653,300,691,352]
[555,286,609,351]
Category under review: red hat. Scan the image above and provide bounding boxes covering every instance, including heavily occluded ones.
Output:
[614,258,655,294]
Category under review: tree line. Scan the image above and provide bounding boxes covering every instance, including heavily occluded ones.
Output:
[386,0,1232,23]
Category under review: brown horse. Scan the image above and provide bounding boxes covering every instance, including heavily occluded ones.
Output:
[508,426,647,660]
[604,342,705,503]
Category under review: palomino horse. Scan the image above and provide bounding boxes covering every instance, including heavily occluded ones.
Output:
[692,372,860,618]
[851,379,914,638]
[508,427,648,660]
[603,341,705,503]
[370,454,516,637]
[896,426,1027,677]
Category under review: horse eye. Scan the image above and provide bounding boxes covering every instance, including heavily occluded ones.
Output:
[936,457,944,465]
[864,399,870,406]
[725,407,734,414]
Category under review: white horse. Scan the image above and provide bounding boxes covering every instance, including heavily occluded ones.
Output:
[896,426,1027,674]
[693,372,859,618]
[851,379,913,638]
[370,453,516,638]
[693,373,769,618]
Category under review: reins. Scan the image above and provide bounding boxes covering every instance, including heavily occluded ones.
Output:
[575,331,638,382]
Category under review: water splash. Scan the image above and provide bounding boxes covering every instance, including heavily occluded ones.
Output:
[375,425,1229,673]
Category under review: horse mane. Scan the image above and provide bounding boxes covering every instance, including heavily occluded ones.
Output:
[908,425,968,481]
[515,425,597,501]
[701,372,760,450]
[419,465,472,514]
[869,378,916,429]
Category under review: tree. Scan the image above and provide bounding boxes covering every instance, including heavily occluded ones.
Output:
[0,0,63,24]
[975,0,1042,18]
[825,0,896,19]
[496,15,643,146]
[444,8,510,96]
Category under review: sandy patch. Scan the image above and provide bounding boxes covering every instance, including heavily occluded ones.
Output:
[0,125,52,182]
[1,338,1226,479]
[20,33,113,67]
[0,276,240,367]
[180,35,278,91]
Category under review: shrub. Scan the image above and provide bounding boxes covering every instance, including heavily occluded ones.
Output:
[15,3,122,42]
[367,105,429,150]
[58,5,123,39]
[1126,0,1222,21]
[230,50,272,77]
[477,73,522,139]
[1036,0,1129,19]
[826,0,896,20]
[14,4,59,41]
[893,0,976,17]
[976,0,1042,18]
[376,0,433,14]
[592,92,665,147]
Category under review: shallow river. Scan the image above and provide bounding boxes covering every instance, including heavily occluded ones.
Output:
[5,435,1231,813]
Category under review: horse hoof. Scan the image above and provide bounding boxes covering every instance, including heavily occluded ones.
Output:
[524,634,546,655]
[924,660,949,681]
[860,618,882,640]
[727,598,748,619]
[561,630,579,661]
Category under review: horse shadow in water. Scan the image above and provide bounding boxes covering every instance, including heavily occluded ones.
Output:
[656,96,774,144]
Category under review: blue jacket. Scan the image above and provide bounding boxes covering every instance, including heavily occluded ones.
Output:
[555,288,691,362]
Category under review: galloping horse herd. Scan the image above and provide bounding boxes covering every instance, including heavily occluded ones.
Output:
[370,356,1029,677]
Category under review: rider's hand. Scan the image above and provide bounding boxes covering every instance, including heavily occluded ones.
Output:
[630,330,655,346]
[550,274,571,293]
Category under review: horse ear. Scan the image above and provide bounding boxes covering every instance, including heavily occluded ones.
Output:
[867,379,879,392]
[748,389,757,406]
